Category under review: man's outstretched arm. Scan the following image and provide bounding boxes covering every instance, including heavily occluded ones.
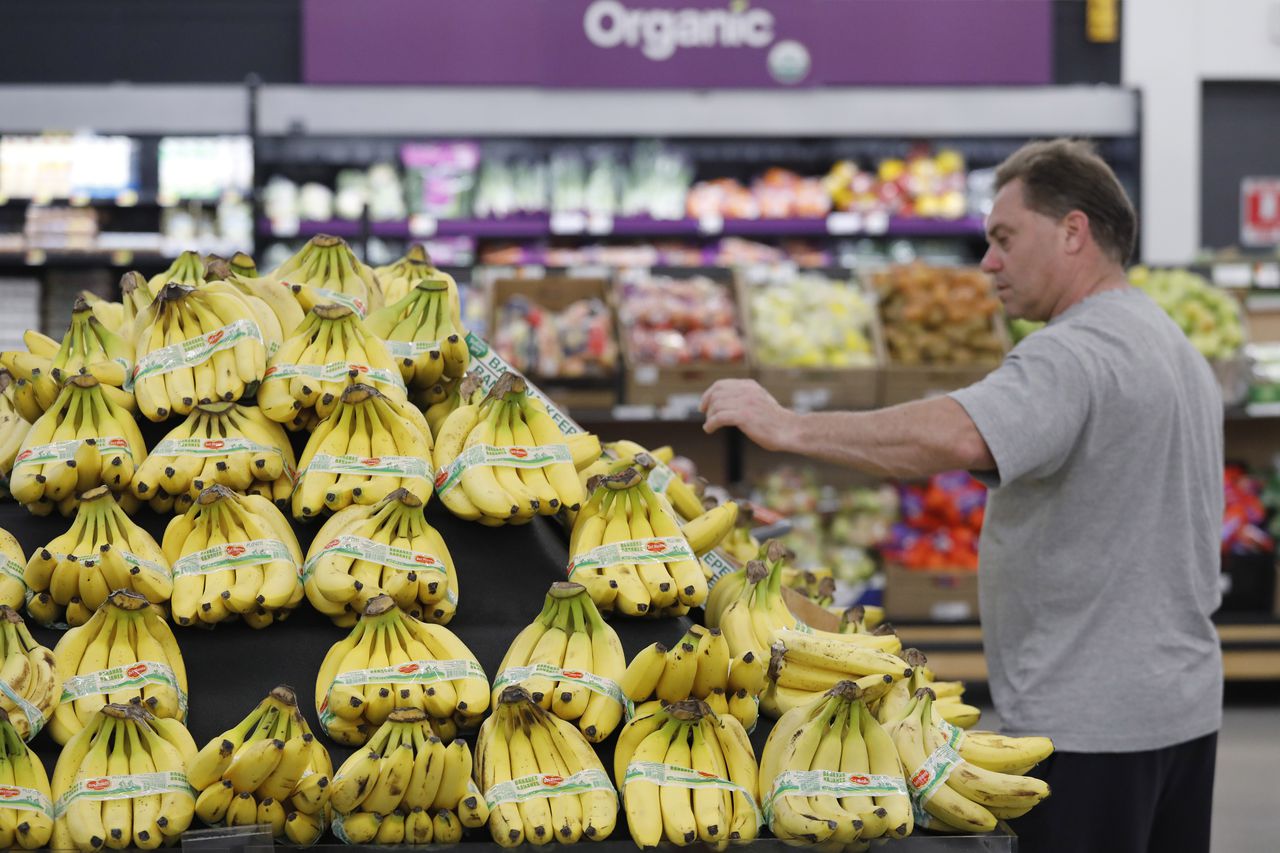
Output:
[700,379,996,480]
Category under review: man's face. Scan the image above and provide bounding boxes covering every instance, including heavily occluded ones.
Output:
[980,179,1064,322]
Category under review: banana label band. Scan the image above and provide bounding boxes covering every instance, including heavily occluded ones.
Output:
[296,285,366,318]
[173,539,297,579]
[50,549,168,582]
[261,360,407,393]
[0,671,46,739]
[52,771,192,818]
[464,332,582,436]
[381,339,440,359]
[59,660,188,714]
[300,534,447,584]
[13,436,133,470]
[129,319,263,387]
[433,443,573,497]
[0,557,32,604]
[763,770,908,825]
[152,435,287,466]
[0,783,52,818]
[701,550,739,592]
[623,761,762,828]
[491,664,630,715]
[568,537,696,578]
[907,743,962,805]
[319,659,486,728]
[483,769,615,810]
[646,463,676,495]
[936,718,965,749]
[299,453,433,483]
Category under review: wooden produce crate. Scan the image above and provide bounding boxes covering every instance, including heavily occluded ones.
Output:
[882,561,980,622]
[489,275,621,411]
[872,265,1009,406]
[614,268,750,411]
[736,267,885,411]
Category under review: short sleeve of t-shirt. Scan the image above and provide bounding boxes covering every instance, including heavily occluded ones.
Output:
[949,335,1091,488]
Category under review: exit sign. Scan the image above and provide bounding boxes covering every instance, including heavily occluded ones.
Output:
[1242,178,1280,246]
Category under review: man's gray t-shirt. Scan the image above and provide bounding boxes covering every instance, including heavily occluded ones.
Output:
[950,287,1223,753]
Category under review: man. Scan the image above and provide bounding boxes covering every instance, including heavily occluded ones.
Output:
[700,139,1223,853]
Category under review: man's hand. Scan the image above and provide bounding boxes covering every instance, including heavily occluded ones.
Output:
[699,379,799,452]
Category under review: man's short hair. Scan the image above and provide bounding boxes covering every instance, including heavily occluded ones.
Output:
[995,139,1138,263]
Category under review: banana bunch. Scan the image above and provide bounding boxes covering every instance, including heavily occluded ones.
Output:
[0,371,33,482]
[577,440,703,522]
[131,402,296,514]
[250,235,383,319]
[0,607,59,740]
[566,468,706,617]
[163,485,304,629]
[303,488,458,628]
[0,710,55,848]
[476,686,617,847]
[836,603,888,635]
[189,686,332,846]
[372,244,461,308]
[146,250,208,295]
[50,702,197,852]
[0,529,24,608]
[315,594,489,746]
[494,582,626,743]
[259,304,407,428]
[720,502,760,565]
[759,681,913,845]
[613,698,759,849]
[782,567,836,608]
[1,299,135,422]
[203,255,305,341]
[364,277,469,393]
[433,373,588,525]
[77,272,156,342]
[875,649,982,730]
[424,373,484,440]
[9,374,146,515]
[292,383,434,519]
[131,282,276,422]
[24,487,171,627]
[887,688,1051,833]
[328,708,487,845]
[49,590,187,745]
[620,625,764,733]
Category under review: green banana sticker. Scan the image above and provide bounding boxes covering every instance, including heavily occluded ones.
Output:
[130,319,263,387]
[173,539,296,579]
[483,769,615,810]
[623,762,762,828]
[907,743,962,805]
[53,771,192,818]
[568,537,695,578]
[936,718,965,749]
[763,770,909,826]
[300,534,447,585]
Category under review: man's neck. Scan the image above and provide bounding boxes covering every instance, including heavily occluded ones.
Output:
[1048,262,1129,320]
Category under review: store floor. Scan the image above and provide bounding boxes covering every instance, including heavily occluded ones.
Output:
[976,696,1280,851]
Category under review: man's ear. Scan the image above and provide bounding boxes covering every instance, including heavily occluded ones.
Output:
[1061,210,1089,255]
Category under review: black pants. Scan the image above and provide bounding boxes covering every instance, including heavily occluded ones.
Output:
[1007,731,1218,853]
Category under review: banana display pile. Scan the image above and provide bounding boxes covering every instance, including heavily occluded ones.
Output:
[621,624,764,732]
[303,488,458,627]
[476,686,617,847]
[0,607,58,740]
[50,702,197,851]
[50,590,187,745]
[25,487,171,628]
[0,711,55,849]
[494,582,627,743]
[189,686,332,845]
[315,594,488,746]
[329,708,487,844]
[162,486,303,628]
[614,698,760,849]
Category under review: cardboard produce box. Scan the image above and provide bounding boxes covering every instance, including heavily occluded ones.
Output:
[736,267,885,411]
[614,268,750,410]
[883,561,980,622]
[488,275,621,412]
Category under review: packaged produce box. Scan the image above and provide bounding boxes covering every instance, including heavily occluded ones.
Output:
[872,264,1009,406]
[737,266,885,411]
[614,268,750,411]
[488,275,621,412]
[883,561,980,622]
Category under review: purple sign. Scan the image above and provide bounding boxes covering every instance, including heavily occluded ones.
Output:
[302,0,1052,88]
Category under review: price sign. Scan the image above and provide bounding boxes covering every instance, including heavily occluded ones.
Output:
[1242,178,1280,247]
